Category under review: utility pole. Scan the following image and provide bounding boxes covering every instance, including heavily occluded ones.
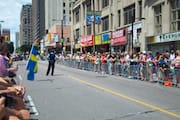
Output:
[92,0,96,53]
[61,19,64,52]
[131,16,134,54]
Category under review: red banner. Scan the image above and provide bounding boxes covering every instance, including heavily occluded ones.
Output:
[80,35,93,47]
[111,29,127,46]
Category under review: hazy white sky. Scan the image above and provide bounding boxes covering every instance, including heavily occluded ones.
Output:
[0,0,31,41]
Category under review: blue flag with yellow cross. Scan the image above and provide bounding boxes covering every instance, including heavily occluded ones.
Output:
[26,43,38,81]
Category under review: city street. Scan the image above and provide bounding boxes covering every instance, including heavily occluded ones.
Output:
[16,60,180,120]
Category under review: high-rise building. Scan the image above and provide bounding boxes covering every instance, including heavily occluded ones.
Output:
[2,28,10,42]
[15,32,20,48]
[32,0,45,41]
[45,0,72,30]
[44,0,72,53]
[20,4,33,46]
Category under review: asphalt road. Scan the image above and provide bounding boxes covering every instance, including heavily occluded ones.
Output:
[16,61,180,120]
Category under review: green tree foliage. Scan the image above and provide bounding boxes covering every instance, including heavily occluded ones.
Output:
[15,44,31,53]
[7,42,14,54]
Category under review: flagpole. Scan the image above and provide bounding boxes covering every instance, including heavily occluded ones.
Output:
[19,44,34,86]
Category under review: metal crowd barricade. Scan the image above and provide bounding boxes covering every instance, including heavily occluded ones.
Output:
[58,59,177,86]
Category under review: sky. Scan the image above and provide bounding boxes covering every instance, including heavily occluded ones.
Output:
[0,0,31,43]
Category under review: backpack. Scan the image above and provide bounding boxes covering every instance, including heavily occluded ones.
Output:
[49,53,55,61]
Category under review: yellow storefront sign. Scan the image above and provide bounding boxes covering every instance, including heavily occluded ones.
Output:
[95,35,102,45]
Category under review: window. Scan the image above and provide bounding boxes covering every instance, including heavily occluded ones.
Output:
[102,16,109,31]
[63,9,66,14]
[118,10,121,27]
[102,0,109,8]
[87,25,92,35]
[171,0,180,31]
[138,0,142,19]
[136,28,141,43]
[154,4,162,34]
[87,1,91,12]
[75,10,80,23]
[124,4,135,25]
[63,2,66,7]
[75,29,80,44]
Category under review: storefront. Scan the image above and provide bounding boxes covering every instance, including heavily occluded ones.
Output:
[101,32,111,52]
[111,29,127,52]
[147,31,180,54]
[80,35,93,53]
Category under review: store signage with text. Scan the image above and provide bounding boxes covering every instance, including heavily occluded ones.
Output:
[102,33,111,44]
[80,35,93,47]
[147,31,180,44]
[111,29,127,46]
[95,35,102,45]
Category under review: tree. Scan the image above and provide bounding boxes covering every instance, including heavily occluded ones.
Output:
[7,42,14,54]
[15,45,31,54]
[16,47,21,53]
[20,45,31,53]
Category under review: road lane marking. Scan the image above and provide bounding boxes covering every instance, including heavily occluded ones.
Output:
[69,76,180,119]
[27,95,39,116]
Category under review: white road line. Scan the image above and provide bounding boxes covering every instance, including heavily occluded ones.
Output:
[27,95,39,116]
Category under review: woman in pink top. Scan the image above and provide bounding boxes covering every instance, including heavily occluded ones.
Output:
[0,42,9,77]
[174,50,180,87]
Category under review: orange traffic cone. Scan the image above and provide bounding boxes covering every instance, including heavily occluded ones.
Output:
[164,80,173,87]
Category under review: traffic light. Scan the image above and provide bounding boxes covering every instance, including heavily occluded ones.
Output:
[4,35,9,41]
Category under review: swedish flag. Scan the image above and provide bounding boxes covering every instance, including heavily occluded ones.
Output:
[26,45,38,81]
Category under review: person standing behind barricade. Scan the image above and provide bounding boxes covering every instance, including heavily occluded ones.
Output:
[94,54,100,73]
[46,50,56,76]
[108,53,116,75]
[158,55,168,83]
[173,50,180,87]
[101,53,107,74]
[146,51,154,82]
[106,54,112,75]
[115,54,121,75]
[120,53,126,77]
[139,51,146,81]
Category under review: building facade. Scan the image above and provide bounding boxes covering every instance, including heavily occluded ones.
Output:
[43,0,72,54]
[71,0,180,54]
[2,28,10,42]
[145,0,180,54]
[32,0,45,41]
[45,0,72,30]
[20,4,33,46]
[45,0,64,30]
[15,32,20,48]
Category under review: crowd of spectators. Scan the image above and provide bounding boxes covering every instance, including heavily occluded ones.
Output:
[57,49,180,88]
[0,37,30,120]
